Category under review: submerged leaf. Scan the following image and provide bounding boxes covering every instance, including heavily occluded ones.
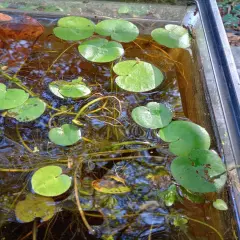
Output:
[158,185,178,206]
[7,98,46,122]
[158,120,211,157]
[0,13,12,21]
[151,24,190,49]
[0,83,29,110]
[95,19,139,42]
[15,194,55,223]
[31,165,72,197]
[213,199,228,211]
[132,102,172,129]
[92,176,130,194]
[173,216,188,227]
[48,124,81,146]
[180,187,205,204]
[113,60,164,92]
[53,16,95,41]
[78,38,124,63]
[171,149,227,193]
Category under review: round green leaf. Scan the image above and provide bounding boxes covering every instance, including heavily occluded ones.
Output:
[7,98,46,122]
[49,80,66,99]
[151,24,190,49]
[15,193,55,223]
[48,124,81,146]
[158,121,210,156]
[171,149,227,193]
[31,166,72,197]
[53,16,95,41]
[59,81,91,99]
[131,102,172,129]
[113,60,164,92]
[49,78,91,99]
[0,83,29,110]
[213,199,228,211]
[95,19,139,43]
[78,38,124,63]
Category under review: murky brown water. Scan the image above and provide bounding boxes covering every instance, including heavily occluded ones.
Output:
[0,12,236,240]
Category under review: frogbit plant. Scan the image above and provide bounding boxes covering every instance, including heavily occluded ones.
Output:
[0,14,230,239]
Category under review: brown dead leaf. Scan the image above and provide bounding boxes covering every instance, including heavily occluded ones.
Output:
[227,33,240,46]
[0,13,12,22]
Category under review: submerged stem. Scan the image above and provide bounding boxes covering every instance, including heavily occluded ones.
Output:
[32,219,37,240]
[74,161,95,234]
[73,96,122,126]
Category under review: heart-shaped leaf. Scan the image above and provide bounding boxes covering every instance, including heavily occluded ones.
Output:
[132,102,172,129]
[48,124,81,146]
[151,24,190,49]
[158,120,210,156]
[7,98,46,122]
[15,193,55,223]
[31,165,72,197]
[113,60,164,92]
[78,38,124,63]
[0,83,29,110]
[171,149,227,193]
[53,16,95,41]
[213,199,228,211]
[95,19,139,43]
[49,78,91,99]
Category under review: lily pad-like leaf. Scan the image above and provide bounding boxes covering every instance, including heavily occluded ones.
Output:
[0,83,29,110]
[15,194,55,223]
[151,24,190,49]
[132,102,172,129]
[49,78,91,99]
[158,120,210,157]
[213,199,228,211]
[48,124,81,146]
[92,176,130,194]
[113,60,164,92]
[171,149,227,193]
[78,38,124,63]
[7,98,46,122]
[31,166,72,197]
[53,16,95,41]
[95,19,139,43]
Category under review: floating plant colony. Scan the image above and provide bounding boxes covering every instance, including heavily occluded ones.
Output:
[0,16,229,239]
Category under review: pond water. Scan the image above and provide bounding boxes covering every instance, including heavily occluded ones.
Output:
[0,12,236,240]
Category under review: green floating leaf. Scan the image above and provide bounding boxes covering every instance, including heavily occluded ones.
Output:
[132,102,172,129]
[95,19,139,43]
[118,5,130,14]
[151,24,190,49]
[158,120,211,157]
[53,16,95,41]
[49,78,91,99]
[7,98,46,122]
[31,166,72,197]
[15,193,55,223]
[213,199,228,211]
[0,83,29,110]
[113,60,164,92]
[171,149,227,193]
[78,38,124,63]
[49,124,81,146]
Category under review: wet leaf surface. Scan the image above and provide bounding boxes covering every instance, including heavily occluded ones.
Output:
[15,193,55,223]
